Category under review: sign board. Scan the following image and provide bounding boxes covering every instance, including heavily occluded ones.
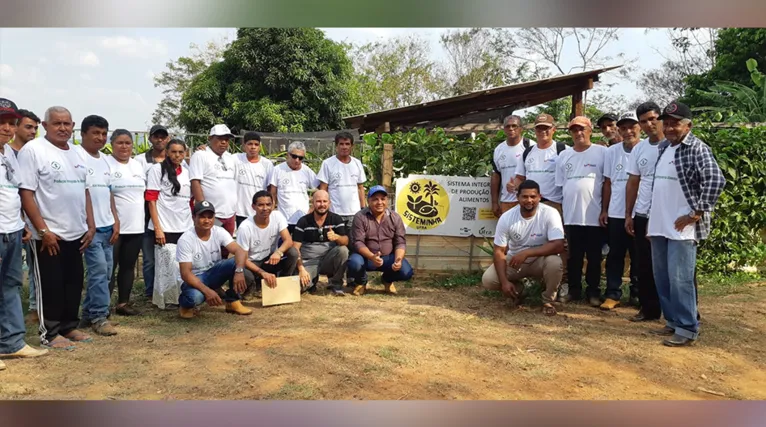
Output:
[394,175,498,238]
[261,276,301,307]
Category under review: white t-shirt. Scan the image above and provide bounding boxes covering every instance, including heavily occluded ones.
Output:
[146,163,193,233]
[555,144,607,227]
[493,204,565,263]
[234,153,274,218]
[317,155,367,215]
[107,156,146,234]
[626,138,661,216]
[75,145,114,228]
[0,147,24,234]
[648,145,695,240]
[516,142,567,203]
[189,149,238,219]
[235,211,288,261]
[268,162,318,224]
[604,142,633,219]
[17,138,90,241]
[176,225,235,276]
[493,140,536,203]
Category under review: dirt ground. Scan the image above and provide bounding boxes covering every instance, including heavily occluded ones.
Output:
[2,274,765,400]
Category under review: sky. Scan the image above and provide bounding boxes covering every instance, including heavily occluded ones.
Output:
[0,28,675,131]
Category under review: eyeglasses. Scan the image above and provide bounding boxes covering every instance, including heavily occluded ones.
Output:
[217,156,228,172]
[1,155,15,183]
[290,153,305,161]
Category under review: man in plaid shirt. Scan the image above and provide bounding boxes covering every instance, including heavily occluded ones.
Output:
[646,100,726,347]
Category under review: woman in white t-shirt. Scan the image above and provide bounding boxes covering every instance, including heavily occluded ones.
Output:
[106,130,147,315]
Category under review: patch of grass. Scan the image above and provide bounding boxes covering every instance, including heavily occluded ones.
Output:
[482,289,504,300]
[265,382,319,400]
[377,345,405,365]
[425,271,483,289]
[698,272,763,296]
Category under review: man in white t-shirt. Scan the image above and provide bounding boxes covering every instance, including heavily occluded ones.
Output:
[234,132,274,228]
[596,113,622,147]
[599,112,641,311]
[18,106,97,350]
[491,115,535,217]
[317,131,366,232]
[0,98,48,368]
[176,201,250,319]
[190,124,238,240]
[268,141,319,233]
[482,180,565,316]
[75,115,120,336]
[555,116,607,307]
[513,113,569,296]
[236,190,299,296]
[624,102,664,322]
[646,101,725,347]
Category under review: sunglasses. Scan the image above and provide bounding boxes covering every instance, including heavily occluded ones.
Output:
[1,155,16,183]
[290,153,305,161]
[217,156,228,172]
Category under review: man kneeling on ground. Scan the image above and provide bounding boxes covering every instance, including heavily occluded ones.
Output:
[348,185,413,296]
[293,190,350,295]
[481,180,565,316]
[235,190,299,295]
[176,201,251,318]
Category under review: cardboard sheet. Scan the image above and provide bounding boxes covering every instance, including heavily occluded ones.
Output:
[261,276,301,307]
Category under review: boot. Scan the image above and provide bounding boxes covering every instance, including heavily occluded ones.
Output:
[225,300,253,315]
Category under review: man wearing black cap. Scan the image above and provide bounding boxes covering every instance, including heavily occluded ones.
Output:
[596,113,622,147]
[135,124,169,299]
[646,101,725,347]
[0,98,49,369]
[176,200,251,319]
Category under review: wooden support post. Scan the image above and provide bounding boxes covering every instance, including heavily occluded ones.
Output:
[468,235,475,271]
[414,234,421,272]
[571,91,584,120]
[382,143,394,192]
[375,121,391,135]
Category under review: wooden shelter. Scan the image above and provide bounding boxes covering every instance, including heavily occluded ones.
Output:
[343,66,621,134]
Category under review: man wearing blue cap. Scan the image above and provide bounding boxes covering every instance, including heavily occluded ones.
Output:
[347,185,413,296]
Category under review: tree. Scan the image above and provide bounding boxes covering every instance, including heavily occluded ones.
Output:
[352,35,444,112]
[178,28,360,133]
[152,39,228,131]
[695,59,766,122]
[438,28,542,96]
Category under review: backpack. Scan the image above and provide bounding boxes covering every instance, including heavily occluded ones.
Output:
[523,141,566,163]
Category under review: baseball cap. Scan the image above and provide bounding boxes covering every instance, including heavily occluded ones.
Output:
[567,116,592,129]
[193,200,216,215]
[367,185,388,198]
[0,98,22,119]
[533,113,555,128]
[149,124,168,136]
[596,113,619,127]
[617,111,639,125]
[209,124,234,138]
[659,101,693,120]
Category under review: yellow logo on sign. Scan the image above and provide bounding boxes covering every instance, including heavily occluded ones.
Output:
[396,179,450,230]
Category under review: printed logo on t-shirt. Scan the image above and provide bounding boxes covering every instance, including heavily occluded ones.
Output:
[530,232,543,238]
[51,161,62,171]
[545,157,557,163]
[132,174,143,179]
[584,163,597,168]
[639,158,648,166]
[114,172,123,179]
[193,253,202,261]
[330,171,342,182]
[497,154,506,162]
[87,168,94,176]
[526,157,536,165]
[280,177,291,186]
[512,231,522,240]
[565,162,573,171]
[238,168,246,176]
[615,163,624,172]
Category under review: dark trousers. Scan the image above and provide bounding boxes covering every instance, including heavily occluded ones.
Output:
[35,238,84,342]
[605,218,638,301]
[633,215,662,318]
[566,225,603,299]
[236,215,248,229]
[110,233,143,305]
[243,247,299,293]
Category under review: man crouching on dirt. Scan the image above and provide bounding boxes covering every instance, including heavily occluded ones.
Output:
[481,180,565,316]
[176,201,251,319]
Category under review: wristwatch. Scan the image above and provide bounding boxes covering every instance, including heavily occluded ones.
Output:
[39,228,48,237]
[234,267,244,274]
[688,211,701,221]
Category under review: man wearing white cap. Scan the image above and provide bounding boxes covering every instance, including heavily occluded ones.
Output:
[599,112,641,310]
[190,124,238,248]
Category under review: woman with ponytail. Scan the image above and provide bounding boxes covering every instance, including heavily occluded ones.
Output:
[106,129,147,317]
[145,139,192,308]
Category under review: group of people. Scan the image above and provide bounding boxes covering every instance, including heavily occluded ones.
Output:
[485,100,726,347]
[0,98,414,371]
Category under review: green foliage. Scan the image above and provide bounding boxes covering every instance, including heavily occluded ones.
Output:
[424,271,483,289]
[694,58,766,122]
[179,28,359,133]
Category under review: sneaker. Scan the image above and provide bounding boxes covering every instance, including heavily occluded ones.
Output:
[92,320,118,336]
[332,289,346,296]
[0,344,49,359]
[599,298,620,310]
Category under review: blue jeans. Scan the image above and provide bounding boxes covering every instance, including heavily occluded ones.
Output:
[24,241,37,311]
[82,228,114,324]
[650,237,699,340]
[347,253,414,286]
[142,227,155,297]
[179,258,240,308]
[0,230,26,354]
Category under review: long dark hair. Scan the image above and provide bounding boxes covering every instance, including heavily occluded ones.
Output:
[161,138,186,196]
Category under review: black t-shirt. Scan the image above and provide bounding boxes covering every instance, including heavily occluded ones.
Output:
[293,211,348,244]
